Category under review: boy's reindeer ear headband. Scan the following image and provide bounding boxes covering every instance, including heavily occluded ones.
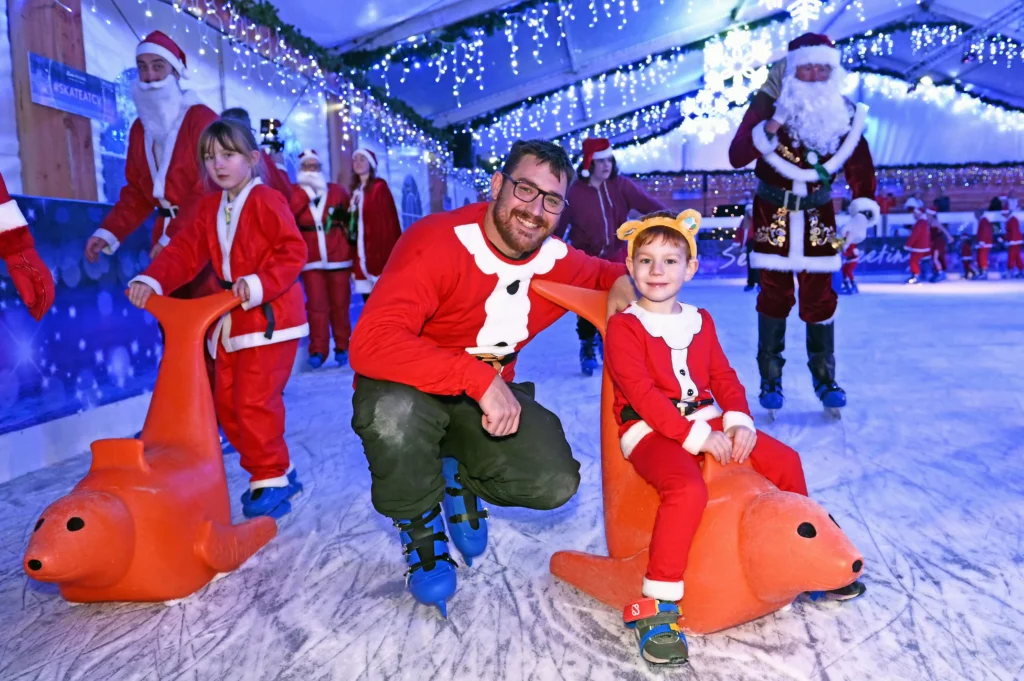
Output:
[616,209,702,260]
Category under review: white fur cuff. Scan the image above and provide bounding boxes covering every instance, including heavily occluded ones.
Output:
[92,228,121,255]
[129,274,164,296]
[240,274,264,310]
[0,199,27,233]
[682,420,712,456]
[722,411,755,434]
[752,121,778,156]
[642,577,684,602]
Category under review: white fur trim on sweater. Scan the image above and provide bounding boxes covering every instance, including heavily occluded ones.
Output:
[722,411,755,434]
[750,104,868,185]
[619,404,722,458]
[92,227,121,255]
[128,274,164,296]
[642,577,683,602]
[0,199,27,233]
[143,92,202,234]
[239,274,263,310]
[622,302,703,350]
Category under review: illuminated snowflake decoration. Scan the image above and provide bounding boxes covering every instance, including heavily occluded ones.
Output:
[678,89,732,143]
[787,0,824,30]
[703,28,772,105]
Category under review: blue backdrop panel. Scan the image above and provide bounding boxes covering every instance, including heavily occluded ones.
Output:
[0,196,160,435]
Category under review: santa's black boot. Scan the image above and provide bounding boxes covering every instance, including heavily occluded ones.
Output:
[807,322,846,411]
[757,313,786,411]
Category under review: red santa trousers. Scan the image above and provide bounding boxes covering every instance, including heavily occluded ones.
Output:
[756,270,836,323]
[302,269,352,356]
[1008,245,1023,272]
[977,247,990,271]
[214,339,299,482]
[932,241,948,272]
[628,422,807,585]
[909,252,930,276]
[841,260,857,280]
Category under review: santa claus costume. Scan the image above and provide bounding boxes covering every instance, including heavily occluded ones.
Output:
[959,234,977,280]
[91,32,218,296]
[348,148,402,295]
[0,171,54,320]
[130,179,309,519]
[929,213,953,282]
[729,33,879,412]
[290,149,354,367]
[840,241,860,294]
[976,212,994,277]
[904,209,932,284]
[349,199,627,616]
[1003,210,1023,278]
[555,137,665,374]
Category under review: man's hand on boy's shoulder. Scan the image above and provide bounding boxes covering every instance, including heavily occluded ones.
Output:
[606,275,638,320]
[727,425,757,463]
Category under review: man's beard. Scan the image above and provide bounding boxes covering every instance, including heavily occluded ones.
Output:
[132,77,184,139]
[775,73,852,156]
[493,194,555,255]
[297,170,327,194]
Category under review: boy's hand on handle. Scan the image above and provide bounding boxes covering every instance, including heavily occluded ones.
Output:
[85,236,109,263]
[700,431,732,465]
[606,274,638,320]
[727,425,757,463]
[232,278,250,303]
[478,373,521,438]
[126,282,155,309]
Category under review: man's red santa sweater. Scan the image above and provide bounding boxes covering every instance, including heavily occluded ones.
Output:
[605,303,755,457]
[349,202,626,401]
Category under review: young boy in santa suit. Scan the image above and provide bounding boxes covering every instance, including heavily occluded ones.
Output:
[975,208,994,278]
[348,148,402,296]
[1002,209,1023,278]
[959,232,977,280]
[127,119,309,519]
[606,210,864,666]
[904,208,932,284]
[840,241,860,294]
[291,149,354,368]
[929,212,953,282]
[0,171,54,320]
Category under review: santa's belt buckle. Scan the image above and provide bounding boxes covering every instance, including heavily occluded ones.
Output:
[782,190,798,211]
[158,205,179,220]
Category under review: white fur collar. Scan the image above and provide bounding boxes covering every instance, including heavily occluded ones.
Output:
[624,301,702,349]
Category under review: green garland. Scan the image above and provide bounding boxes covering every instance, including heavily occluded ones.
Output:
[630,161,1024,180]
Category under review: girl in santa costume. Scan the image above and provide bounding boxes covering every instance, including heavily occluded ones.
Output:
[904,208,933,284]
[975,209,994,278]
[1001,209,1023,278]
[348,148,402,296]
[127,119,308,519]
[555,137,665,375]
[0,171,54,320]
[291,149,354,367]
[959,232,977,280]
[929,212,953,282]
[605,211,864,666]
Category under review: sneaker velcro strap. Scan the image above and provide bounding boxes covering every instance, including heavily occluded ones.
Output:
[402,531,449,556]
[448,508,489,524]
[623,598,661,623]
[394,505,443,531]
[639,623,685,652]
[406,553,457,575]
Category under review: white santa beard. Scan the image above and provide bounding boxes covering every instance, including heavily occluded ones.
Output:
[776,76,851,156]
[297,171,327,194]
[132,77,184,141]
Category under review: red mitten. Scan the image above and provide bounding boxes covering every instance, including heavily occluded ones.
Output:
[0,226,55,321]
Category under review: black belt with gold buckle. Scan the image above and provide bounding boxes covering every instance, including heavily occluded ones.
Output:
[156,206,179,219]
[620,398,714,423]
[757,182,832,212]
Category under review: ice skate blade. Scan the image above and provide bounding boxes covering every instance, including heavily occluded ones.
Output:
[824,407,842,420]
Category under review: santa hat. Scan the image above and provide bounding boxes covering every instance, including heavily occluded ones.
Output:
[137,31,189,79]
[353,148,378,170]
[298,149,321,164]
[925,208,938,217]
[0,173,28,234]
[785,33,839,74]
[579,138,614,178]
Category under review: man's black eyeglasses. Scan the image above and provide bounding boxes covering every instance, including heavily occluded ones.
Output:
[501,173,569,215]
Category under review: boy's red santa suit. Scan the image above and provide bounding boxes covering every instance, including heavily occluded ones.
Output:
[728,32,879,405]
[975,212,994,273]
[130,180,308,490]
[349,202,626,400]
[905,208,932,278]
[349,148,402,294]
[89,32,217,290]
[290,149,354,359]
[0,171,54,320]
[1003,210,1022,276]
[841,241,859,282]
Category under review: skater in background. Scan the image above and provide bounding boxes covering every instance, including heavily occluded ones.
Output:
[929,210,953,282]
[839,240,859,294]
[959,231,977,280]
[975,208,994,279]
[555,137,666,375]
[348,148,402,297]
[734,204,760,291]
[904,208,932,285]
[0,170,54,320]
[126,119,308,520]
[291,149,354,368]
[1002,209,1022,279]
[728,33,878,414]
[605,211,862,665]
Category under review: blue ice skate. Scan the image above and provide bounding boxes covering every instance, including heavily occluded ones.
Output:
[242,484,293,519]
[395,505,458,617]
[334,349,348,366]
[307,353,325,369]
[240,467,303,506]
[580,338,600,376]
[758,378,784,411]
[441,457,489,566]
[814,379,847,409]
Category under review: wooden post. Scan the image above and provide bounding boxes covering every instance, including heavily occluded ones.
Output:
[8,0,97,200]
[326,93,355,189]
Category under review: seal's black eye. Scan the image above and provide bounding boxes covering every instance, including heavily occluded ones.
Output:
[797,522,817,538]
[67,517,85,532]
[34,518,45,532]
